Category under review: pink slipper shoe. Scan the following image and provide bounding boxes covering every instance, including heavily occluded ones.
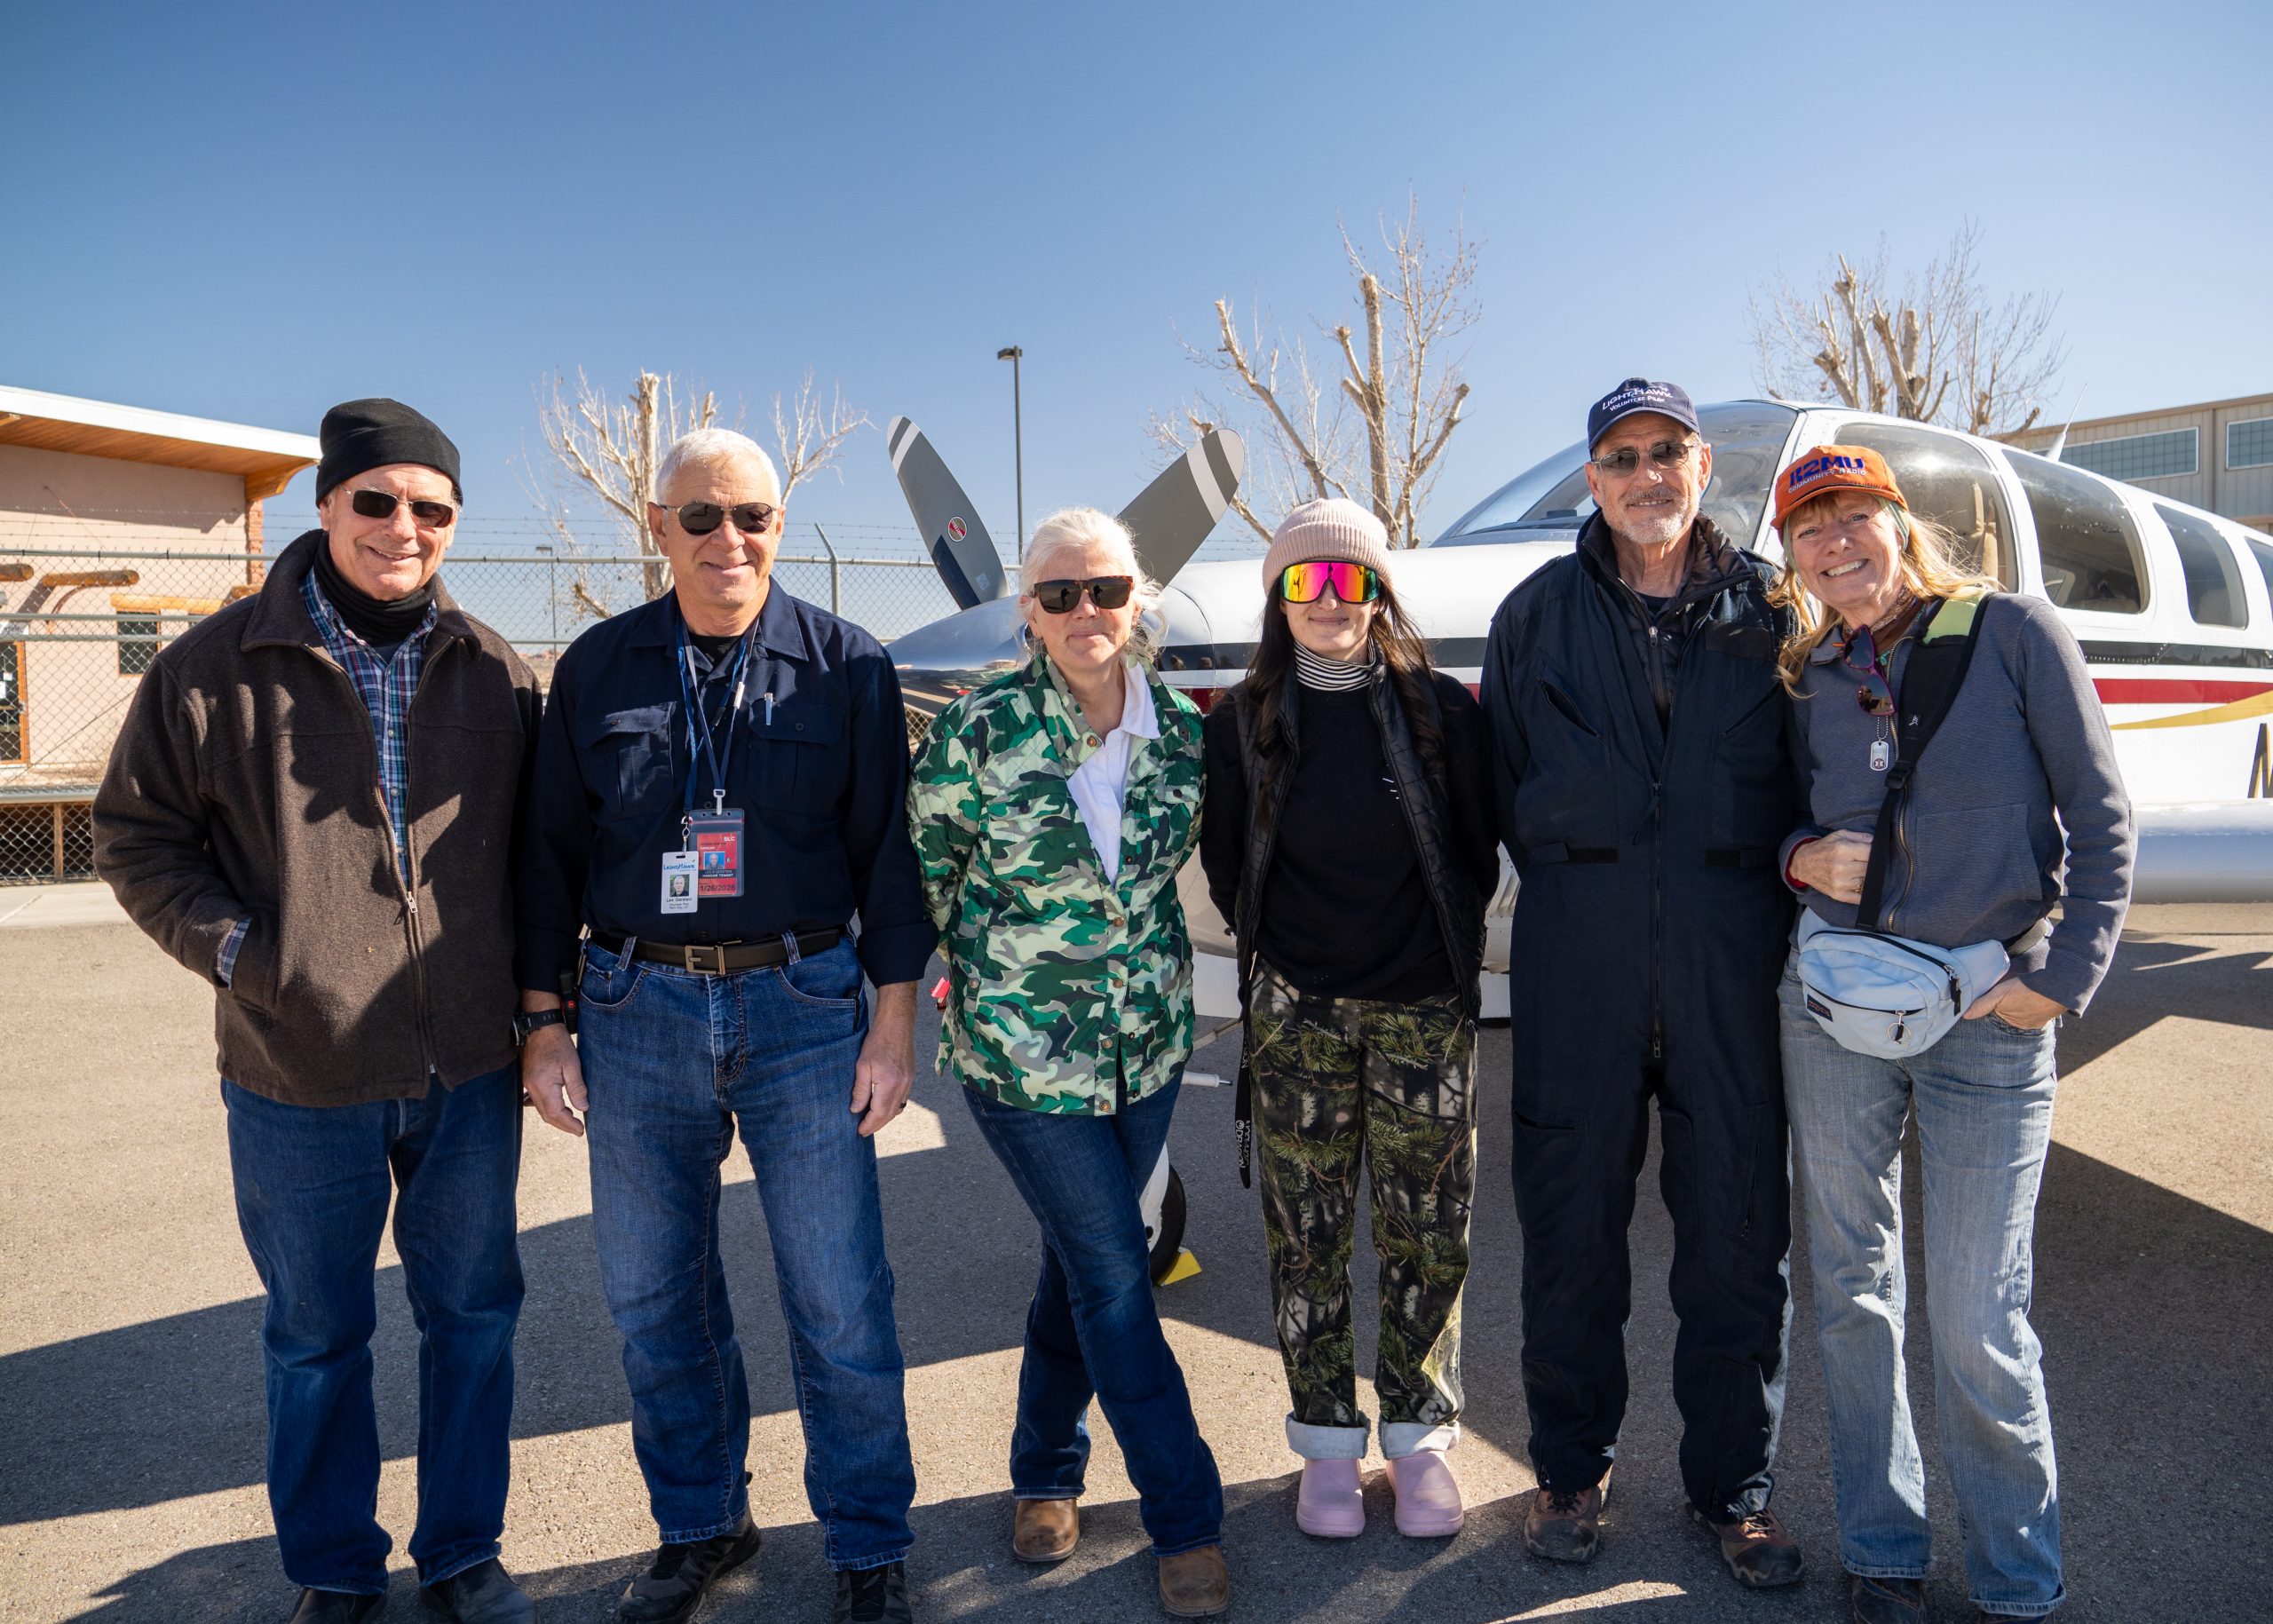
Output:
[1387,1448,1464,1537]
[1295,1457,1366,1539]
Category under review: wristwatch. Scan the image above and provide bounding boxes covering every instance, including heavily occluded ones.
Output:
[512,1008,566,1045]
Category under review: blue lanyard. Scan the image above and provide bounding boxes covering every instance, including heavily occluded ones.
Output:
[673,607,754,823]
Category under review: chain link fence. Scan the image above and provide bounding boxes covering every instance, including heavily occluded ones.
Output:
[0,521,962,883]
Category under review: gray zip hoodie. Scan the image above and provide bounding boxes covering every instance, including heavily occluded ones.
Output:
[1780,591,2134,1012]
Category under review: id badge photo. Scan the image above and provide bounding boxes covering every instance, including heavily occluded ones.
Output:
[687,809,746,899]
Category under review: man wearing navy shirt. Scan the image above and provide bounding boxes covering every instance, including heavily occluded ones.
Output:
[517,428,931,1624]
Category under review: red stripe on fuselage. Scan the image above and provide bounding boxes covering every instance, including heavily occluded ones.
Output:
[2093,677,2273,706]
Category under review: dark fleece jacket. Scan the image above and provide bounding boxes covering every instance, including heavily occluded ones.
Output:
[93,531,539,1105]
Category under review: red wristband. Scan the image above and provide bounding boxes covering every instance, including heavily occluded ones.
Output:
[1784,836,1819,891]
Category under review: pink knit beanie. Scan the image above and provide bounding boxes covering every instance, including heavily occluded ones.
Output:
[1262,497,1393,590]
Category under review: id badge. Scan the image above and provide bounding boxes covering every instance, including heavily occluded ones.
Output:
[660,850,699,913]
[687,809,745,899]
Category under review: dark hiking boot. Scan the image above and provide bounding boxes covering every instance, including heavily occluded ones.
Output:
[288,1592,384,1623]
[1694,1505,1805,1588]
[616,1515,762,1623]
[1850,1575,1927,1623]
[424,1559,533,1623]
[832,1561,913,1623]
[1011,1497,1080,1563]
[1522,1470,1611,1564]
[1157,1546,1231,1618]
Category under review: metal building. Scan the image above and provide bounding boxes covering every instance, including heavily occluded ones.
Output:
[2013,391,2273,533]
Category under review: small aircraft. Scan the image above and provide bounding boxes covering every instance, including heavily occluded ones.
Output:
[883,402,2273,1270]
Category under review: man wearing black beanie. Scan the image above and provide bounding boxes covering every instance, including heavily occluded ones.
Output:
[95,399,541,1624]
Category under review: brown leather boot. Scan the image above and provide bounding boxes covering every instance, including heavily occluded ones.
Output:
[1522,1470,1611,1564]
[1156,1544,1230,1618]
[1694,1505,1805,1588]
[1010,1496,1080,1564]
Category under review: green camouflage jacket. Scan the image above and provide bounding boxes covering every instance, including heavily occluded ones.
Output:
[908,649,1203,1115]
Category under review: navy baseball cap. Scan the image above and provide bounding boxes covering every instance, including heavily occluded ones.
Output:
[1587,377,1701,450]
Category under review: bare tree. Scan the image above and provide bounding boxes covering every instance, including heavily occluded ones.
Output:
[1152,195,1479,548]
[1750,223,2065,438]
[527,367,871,618]
[772,367,871,496]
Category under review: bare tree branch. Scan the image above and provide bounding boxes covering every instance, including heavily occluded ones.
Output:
[1160,193,1480,547]
[1750,224,2063,438]
[770,367,871,498]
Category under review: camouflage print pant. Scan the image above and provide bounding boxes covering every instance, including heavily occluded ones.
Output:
[1248,962,1477,1446]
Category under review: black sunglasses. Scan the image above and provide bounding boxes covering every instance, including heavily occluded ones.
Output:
[1031,576,1134,614]
[1588,439,1698,478]
[661,500,778,536]
[348,488,456,527]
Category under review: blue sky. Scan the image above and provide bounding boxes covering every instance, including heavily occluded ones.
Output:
[5,0,2268,558]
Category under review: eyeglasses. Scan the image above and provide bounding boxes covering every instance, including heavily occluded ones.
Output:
[348,488,456,527]
[1588,440,1698,478]
[1278,560,1380,605]
[1031,576,1134,614]
[659,500,778,536]
[1840,624,1897,717]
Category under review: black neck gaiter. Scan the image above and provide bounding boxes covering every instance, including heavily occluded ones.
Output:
[311,535,439,646]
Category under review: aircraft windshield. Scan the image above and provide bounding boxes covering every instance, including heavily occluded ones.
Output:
[1433,402,1799,548]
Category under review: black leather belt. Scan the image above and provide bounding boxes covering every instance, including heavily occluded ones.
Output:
[590,928,843,975]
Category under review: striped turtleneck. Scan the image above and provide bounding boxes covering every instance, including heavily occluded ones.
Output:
[1294,641,1375,692]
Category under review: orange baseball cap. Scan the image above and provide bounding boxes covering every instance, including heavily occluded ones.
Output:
[1772,444,1908,530]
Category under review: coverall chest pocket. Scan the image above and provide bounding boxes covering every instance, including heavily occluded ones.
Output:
[742,698,847,813]
[580,704,677,823]
[1707,669,1790,848]
[1512,673,1617,855]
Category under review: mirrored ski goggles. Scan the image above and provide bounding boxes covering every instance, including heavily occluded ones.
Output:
[1278,560,1380,605]
[1031,575,1134,614]
[661,500,778,536]
[348,488,457,527]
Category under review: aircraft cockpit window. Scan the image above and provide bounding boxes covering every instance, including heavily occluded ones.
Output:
[2014,454,2149,614]
[1828,422,2017,590]
[2156,503,2247,629]
[1431,401,1797,548]
[2244,536,2273,624]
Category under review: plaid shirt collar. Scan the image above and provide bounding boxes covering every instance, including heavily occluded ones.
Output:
[301,568,439,871]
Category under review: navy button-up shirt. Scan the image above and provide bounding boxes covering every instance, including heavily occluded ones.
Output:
[514,586,935,991]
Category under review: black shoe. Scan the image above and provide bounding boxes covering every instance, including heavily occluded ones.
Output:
[833,1561,913,1624]
[1851,1574,1927,1623]
[616,1516,763,1623]
[424,1559,533,1624]
[288,1590,385,1623]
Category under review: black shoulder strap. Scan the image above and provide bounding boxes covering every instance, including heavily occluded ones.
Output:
[1855,591,1991,931]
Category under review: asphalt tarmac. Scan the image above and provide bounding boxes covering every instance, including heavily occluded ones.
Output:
[2,901,2267,1623]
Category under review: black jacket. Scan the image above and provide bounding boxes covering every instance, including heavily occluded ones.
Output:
[1201,664,1498,1014]
[1482,513,1799,1061]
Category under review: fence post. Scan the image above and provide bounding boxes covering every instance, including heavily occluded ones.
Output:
[812,524,843,615]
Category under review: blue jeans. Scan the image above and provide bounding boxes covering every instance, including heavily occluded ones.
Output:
[223,1066,524,1594]
[962,1078,1224,1557]
[578,939,915,1568]
[1779,963,2064,1618]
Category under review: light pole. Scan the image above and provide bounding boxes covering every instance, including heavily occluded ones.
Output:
[995,345,1025,559]
[535,544,558,647]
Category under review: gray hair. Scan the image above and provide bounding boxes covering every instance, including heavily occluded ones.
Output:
[654,428,780,502]
[1019,506,1164,661]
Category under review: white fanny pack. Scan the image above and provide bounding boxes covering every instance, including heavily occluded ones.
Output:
[1794,911,2009,1059]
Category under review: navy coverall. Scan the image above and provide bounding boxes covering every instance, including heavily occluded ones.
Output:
[1482,514,1799,1522]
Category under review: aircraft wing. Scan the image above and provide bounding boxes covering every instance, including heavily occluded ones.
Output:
[886,416,1008,609]
[1119,430,1244,583]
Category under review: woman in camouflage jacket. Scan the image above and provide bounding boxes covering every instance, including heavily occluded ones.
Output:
[907,507,1230,1618]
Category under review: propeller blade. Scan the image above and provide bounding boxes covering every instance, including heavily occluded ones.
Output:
[885,416,1008,610]
[1118,429,1244,584]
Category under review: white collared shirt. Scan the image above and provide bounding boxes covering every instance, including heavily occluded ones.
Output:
[1065,661,1158,883]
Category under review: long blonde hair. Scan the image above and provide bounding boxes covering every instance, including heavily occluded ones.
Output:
[1770,496,1997,691]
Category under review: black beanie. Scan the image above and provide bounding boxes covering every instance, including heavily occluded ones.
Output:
[314,398,463,503]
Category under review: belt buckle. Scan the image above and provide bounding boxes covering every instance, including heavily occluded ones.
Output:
[683,942,727,975]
